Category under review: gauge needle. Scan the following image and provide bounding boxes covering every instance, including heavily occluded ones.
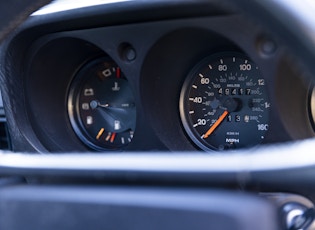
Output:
[96,128,105,140]
[203,110,229,139]
[110,132,116,143]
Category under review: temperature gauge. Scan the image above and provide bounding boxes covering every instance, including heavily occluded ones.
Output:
[68,57,136,150]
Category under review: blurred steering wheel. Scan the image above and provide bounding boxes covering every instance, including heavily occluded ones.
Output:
[0,0,51,43]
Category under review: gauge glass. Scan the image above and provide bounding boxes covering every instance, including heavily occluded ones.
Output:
[180,53,270,151]
[68,58,136,150]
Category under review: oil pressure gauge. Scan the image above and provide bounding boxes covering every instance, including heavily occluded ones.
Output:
[180,52,270,151]
[68,57,136,151]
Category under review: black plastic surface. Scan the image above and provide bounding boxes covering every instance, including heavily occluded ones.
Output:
[0,185,279,230]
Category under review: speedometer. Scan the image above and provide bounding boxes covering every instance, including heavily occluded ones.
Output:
[180,52,270,151]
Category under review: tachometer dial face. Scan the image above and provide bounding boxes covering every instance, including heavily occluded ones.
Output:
[180,53,270,151]
[68,58,136,151]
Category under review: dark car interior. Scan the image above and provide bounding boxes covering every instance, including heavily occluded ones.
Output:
[1,0,315,229]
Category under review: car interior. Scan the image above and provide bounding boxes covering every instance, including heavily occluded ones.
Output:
[1,0,315,229]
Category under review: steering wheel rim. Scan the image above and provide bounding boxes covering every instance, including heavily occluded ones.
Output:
[0,0,51,43]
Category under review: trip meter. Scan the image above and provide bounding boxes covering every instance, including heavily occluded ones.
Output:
[180,53,270,151]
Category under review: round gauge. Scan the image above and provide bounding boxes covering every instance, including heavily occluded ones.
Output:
[180,52,270,151]
[68,57,136,150]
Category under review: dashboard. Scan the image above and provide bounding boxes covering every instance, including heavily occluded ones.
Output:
[2,1,315,229]
[1,0,314,153]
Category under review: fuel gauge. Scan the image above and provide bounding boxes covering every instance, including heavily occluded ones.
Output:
[68,57,136,151]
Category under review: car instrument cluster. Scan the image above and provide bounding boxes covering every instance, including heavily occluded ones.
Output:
[66,52,272,151]
[7,12,313,153]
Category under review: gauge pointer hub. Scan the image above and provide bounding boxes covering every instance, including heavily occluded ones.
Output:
[223,97,242,112]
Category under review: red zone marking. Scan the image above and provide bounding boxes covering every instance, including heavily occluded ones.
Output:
[116,67,121,78]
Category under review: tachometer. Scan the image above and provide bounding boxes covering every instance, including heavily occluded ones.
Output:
[180,52,270,151]
[68,57,136,151]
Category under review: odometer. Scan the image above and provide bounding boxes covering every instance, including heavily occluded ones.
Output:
[180,53,270,151]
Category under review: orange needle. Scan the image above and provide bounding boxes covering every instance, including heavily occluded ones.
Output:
[96,128,105,140]
[110,132,116,143]
[203,110,229,139]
